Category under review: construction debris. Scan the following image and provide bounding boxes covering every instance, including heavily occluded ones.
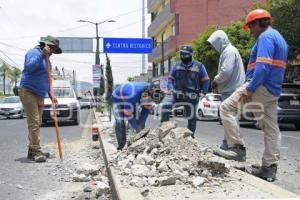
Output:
[112,122,230,188]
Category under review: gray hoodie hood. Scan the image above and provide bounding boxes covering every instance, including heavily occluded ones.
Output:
[207,30,230,54]
[207,30,245,94]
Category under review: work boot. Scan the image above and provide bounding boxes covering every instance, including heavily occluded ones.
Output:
[251,164,277,182]
[33,151,47,162]
[214,144,246,162]
[219,139,229,150]
[27,149,50,160]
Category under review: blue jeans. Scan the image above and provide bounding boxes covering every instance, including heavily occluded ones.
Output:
[112,105,126,150]
[161,94,198,136]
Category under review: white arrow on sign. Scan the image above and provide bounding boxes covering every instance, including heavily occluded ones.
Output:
[106,42,111,49]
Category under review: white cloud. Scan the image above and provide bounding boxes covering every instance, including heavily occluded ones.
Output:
[0,0,150,84]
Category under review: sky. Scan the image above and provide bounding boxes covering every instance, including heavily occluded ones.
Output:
[0,0,150,84]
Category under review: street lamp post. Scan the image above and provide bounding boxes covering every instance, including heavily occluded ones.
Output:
[77,19,116,65]
[77,19,116,97]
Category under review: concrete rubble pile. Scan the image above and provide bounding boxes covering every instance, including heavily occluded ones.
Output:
[112,122,231,189]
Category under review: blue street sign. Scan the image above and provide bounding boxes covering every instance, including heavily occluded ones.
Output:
[103,38,153,54]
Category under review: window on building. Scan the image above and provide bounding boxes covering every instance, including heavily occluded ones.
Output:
[153,37,158,48]
[151,12,157,22]
[168,57,172,72]
[164,59,169,74]
[160,61,165,75]
[152,64,158,78]
[172,24,176,36]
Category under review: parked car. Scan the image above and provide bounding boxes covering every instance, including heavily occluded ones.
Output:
[42,80,81,125]
[153,102,185,117]
[197,93,222,120]
[80,98,96,109]
[0,96,26,119]
[277,83,300,129]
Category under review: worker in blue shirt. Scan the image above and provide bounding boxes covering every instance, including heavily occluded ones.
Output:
[214,9,288,182]
[19,35,61,162]
[160,45,210,138]
[112,82,155,150]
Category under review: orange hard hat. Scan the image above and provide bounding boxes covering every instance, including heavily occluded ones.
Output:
[243,9,272,30]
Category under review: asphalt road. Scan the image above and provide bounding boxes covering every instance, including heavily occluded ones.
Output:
[147,115,300,195]
[0,109,92,200]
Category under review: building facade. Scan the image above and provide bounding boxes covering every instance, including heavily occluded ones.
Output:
[147,0,265,81]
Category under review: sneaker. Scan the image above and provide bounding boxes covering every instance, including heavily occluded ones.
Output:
[214,144,246,162]
[220,139,229,150]
[251,164,277,182]
[27,149,50,160]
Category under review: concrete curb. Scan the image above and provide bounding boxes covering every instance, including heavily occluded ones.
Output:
[93,110,299,200]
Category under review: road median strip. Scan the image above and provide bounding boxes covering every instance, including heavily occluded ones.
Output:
[94,110,299,200]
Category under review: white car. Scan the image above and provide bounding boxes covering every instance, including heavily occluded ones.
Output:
[0,96,26,119]
[42,80,81,125]
[197,93,222,120]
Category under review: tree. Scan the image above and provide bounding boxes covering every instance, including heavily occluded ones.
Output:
[8,66,21,87]
[0,63,10,95]
[268,0,300,60]
[99,65,105,96]
[105,54,114,101]
[127,76,134,82]
[192,21,255,80]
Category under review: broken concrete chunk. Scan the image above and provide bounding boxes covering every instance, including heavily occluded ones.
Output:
[159,122,177,141]
[131,164,154,177]
[192,176,207,188]
[129,177,145,188]
[147,177,159,186]
[158,176,177,186]
[170,127,192,139]
[140,187,150,197]
[95,181,110,197]
[158,160,169,173]
[117,159,131,170]
[76,163,101,176]
[128,128,150,146]
[73,173,91,182]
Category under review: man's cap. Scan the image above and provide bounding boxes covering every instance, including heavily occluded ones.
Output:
[180,45,193,54]
[39,35,62,54]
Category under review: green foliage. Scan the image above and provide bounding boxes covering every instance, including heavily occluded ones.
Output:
[99,66,105,96]
[0,63,10,95]
[268,0,300,59]
[127,76,134,82]
[8,66,21,87]
[192,22,255,79]
[105,55,114,101]
[191,0,300,79]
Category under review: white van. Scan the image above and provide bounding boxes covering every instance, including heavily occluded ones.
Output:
[42,80,81,125]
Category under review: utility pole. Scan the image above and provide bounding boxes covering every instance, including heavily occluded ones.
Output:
[161,34,165,75]
[142,0,146,74]
[77,19,116,96]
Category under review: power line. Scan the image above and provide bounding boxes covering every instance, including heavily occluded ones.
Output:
[0,7,147,40]
[0,50,20,67]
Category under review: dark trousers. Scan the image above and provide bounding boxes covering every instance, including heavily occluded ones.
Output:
[161,94,198,136]
[112,105,126,150]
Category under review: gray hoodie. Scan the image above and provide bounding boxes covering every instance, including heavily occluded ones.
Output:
[207,30,245,94]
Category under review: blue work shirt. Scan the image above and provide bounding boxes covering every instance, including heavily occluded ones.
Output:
[168,61,210,94]
[20,48,50,98]
[246,27,288,96]
[112,82,150,130]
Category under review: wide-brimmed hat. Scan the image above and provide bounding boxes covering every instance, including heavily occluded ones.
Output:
[39,35,62,54]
